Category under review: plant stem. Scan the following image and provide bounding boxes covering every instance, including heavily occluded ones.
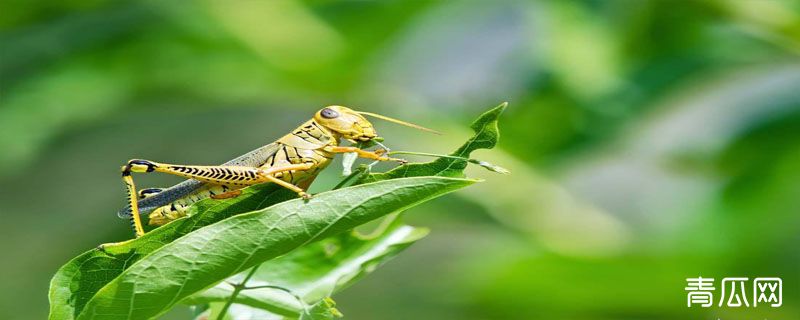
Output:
[216,265,261,320]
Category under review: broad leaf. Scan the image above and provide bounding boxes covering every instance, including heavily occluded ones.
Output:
[74,176,472,319]
[183,215,427,317]
[49,184,296,320]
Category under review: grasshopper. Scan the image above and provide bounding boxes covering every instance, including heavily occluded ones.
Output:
[117,106,439,238]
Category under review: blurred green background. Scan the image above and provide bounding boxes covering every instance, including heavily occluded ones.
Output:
[2,0,800,319]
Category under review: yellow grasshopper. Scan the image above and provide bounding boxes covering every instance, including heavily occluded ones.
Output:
[118,106,439,238]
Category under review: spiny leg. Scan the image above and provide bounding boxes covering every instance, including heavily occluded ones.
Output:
[147,163,316,227]
[252,163,317,199]
[124,159,270,186]
[106,160,311,244]
[122,159,316,215]
[263,175,311,199]
[121,170,145,237]
[323,146,407,163]
[260,162,321,199]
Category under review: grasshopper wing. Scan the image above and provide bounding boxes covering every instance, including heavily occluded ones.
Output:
[116,143,282,218]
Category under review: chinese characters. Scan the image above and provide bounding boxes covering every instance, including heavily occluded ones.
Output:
[685,277,782,308]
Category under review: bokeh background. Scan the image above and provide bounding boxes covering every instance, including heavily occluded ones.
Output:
[2,0,800,319]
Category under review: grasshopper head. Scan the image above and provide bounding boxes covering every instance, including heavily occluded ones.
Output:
[314,105,441,142]
[314,106,377,142]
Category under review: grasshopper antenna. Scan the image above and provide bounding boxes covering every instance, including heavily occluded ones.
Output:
[357,111,442,135]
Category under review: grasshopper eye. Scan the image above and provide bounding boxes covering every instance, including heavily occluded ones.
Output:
[320,108,339,119]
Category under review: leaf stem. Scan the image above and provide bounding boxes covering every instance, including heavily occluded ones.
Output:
[216,265,261,320]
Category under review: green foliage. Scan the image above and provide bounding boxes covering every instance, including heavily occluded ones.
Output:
[48,104,505,319]
[73,177,471,320]
[183,216,428,317]
[48,183,296,319]
[5,1,796,319]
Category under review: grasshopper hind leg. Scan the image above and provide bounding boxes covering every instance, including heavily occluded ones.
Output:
[121,171,145,238]
[119,158,317,237]
[120,159,163,237]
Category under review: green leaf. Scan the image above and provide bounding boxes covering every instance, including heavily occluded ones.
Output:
[73,176,473,319]
[183,214,428,317]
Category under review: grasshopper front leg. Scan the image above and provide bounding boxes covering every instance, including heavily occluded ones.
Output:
[120,159,315,237]
[323,146,407,163]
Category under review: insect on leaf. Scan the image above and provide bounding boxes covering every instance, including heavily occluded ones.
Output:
[48,103,506,320]
[186,102,509,317]
[75,176,473,319]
